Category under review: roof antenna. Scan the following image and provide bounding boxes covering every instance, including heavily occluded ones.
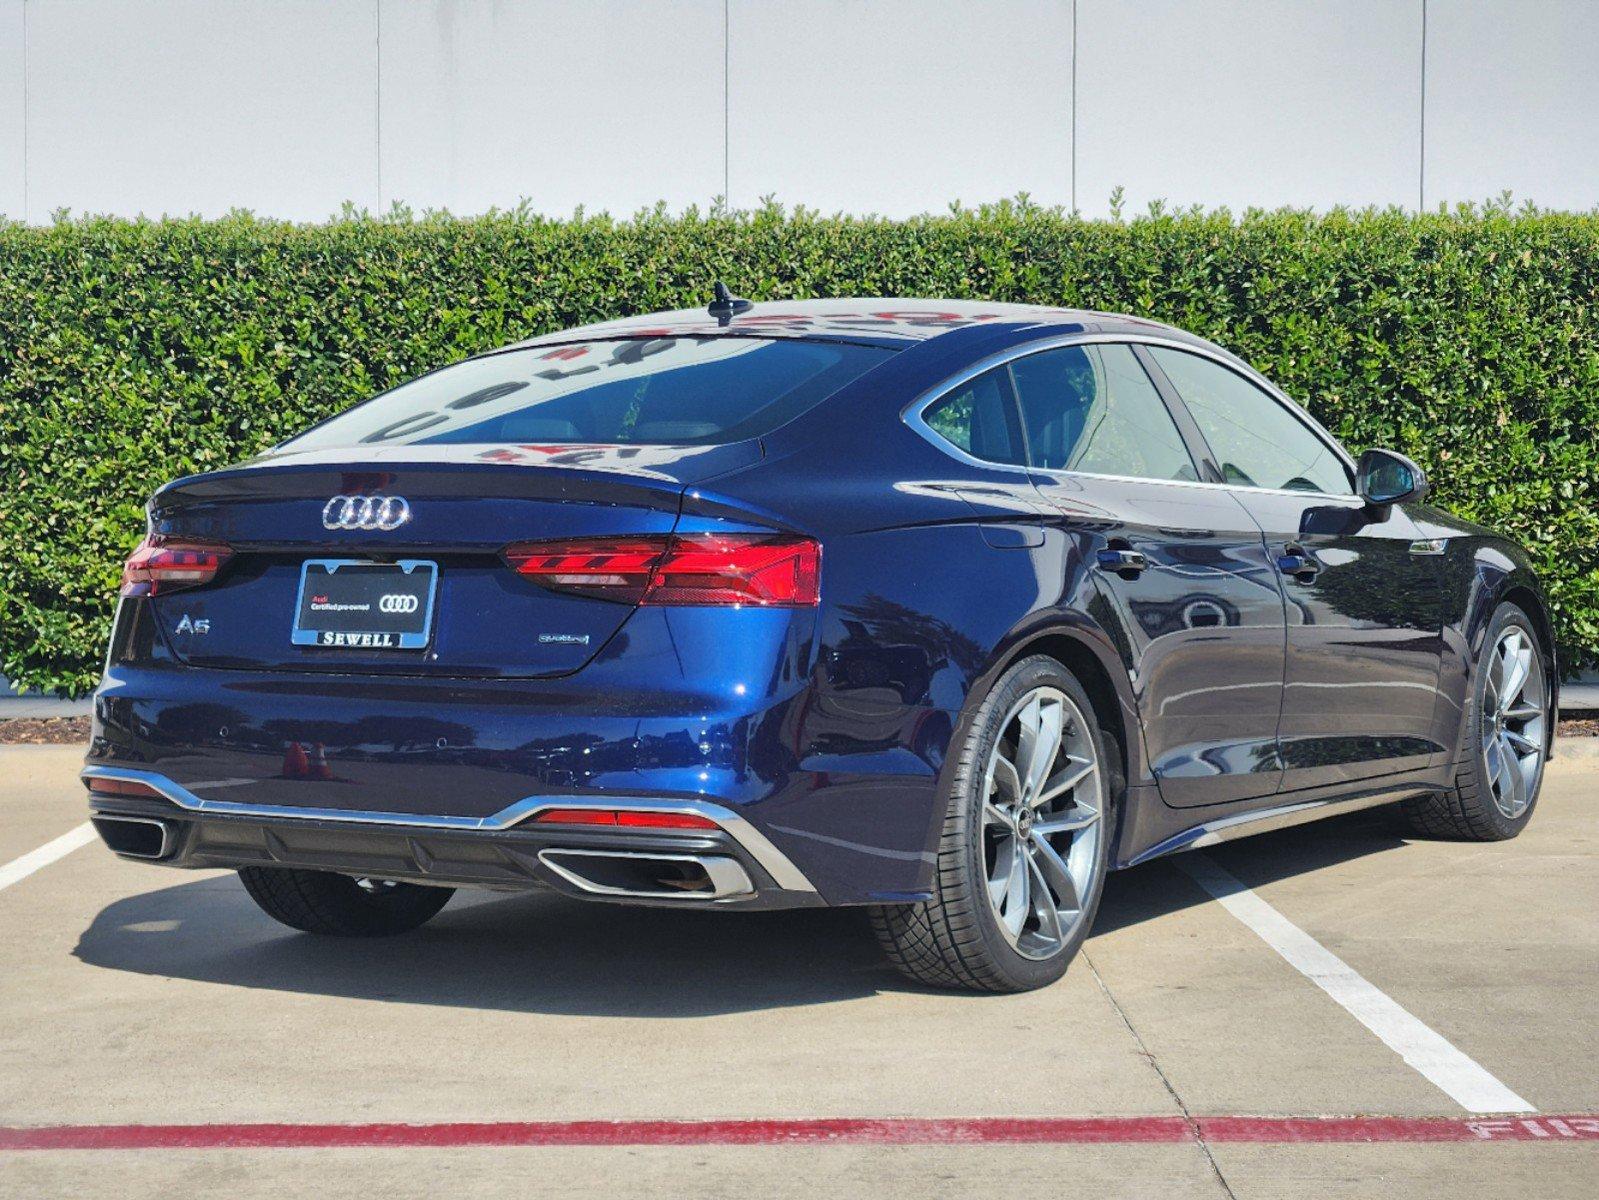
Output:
[707,281,754,326]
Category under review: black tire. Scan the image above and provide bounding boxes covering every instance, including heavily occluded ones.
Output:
[869,655,1114,993]
[1401,601,1550,842]
[238,867,454,936]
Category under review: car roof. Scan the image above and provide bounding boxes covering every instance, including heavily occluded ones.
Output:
[511,298,1214,352]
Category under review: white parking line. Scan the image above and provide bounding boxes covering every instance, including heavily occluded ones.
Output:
[0,823,97,894]
[1178,852,1535,1115]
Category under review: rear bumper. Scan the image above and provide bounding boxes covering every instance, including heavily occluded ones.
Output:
[86,658,950,905]
[83,764,822,910]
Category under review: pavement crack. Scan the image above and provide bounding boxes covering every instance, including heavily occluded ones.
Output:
[1082,949,1238,1200]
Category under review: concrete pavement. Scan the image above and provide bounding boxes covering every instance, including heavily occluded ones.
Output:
[1,743,1596,1197]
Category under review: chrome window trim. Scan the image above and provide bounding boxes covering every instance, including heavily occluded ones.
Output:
[81,764,816,894]
[902,331,1360,499]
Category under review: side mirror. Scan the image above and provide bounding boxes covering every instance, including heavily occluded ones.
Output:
[1357,448,1427,508]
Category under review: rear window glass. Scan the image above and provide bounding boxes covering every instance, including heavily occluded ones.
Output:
[283,337,894,449]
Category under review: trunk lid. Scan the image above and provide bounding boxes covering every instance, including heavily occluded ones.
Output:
[145,442,757,677]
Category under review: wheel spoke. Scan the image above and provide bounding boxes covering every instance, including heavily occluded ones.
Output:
[1499,634,1531,707]
[1484,735,1509,794]
[1015,697,1063,806]
[1501,734,1529,814]
[1029,834,1082,913]
[1503,701,1542,722]
[1033,756,1096,809]
[1491,636,1511,698]
[1483,672,1502,719]
[1503,727,1540,756]
[987,834,1016,907]
[989,753,1023,804]
[1034,805,1100,836]
[1025,853,1064,945]
[1001,841,1030,937]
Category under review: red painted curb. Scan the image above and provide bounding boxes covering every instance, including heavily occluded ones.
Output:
[2,1115,1598,1151]
[0,1118,1186,1151]
[1199,1116,1599,1144]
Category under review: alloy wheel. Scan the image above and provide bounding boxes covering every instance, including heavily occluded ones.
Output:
[981,686,1104,960]
[1481,624,1547,819]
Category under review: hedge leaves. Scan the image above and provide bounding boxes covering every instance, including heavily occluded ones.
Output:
[1,201,1595,695]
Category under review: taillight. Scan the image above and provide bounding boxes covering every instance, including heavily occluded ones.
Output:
[532,808,720,830]
[504,534,820,607]
[120,535,233,597]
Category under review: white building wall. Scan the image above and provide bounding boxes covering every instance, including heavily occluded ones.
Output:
[726,0,1073,214]
[0,0,23,219]
[21,0,377,221]
[1,0,1596,224]
[1076,0,1422,213]
[378,0,724,217]
[1424,0,1599,213]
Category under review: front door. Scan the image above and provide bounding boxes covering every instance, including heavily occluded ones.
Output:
[1008,342,1287,806]
[1228,491,1448,789]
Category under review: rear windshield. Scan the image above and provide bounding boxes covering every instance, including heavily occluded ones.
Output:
[283,337,894,449]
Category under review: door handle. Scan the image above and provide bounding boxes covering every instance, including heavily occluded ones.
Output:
[1276,546,1321,581]
[1096,548,1149,576]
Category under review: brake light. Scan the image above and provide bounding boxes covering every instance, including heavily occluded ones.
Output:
[504,534,820,607]
[532,808,720,830]
[120,535,233,597]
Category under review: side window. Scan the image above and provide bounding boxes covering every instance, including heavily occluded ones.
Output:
[1147,348,1353,495]
[1008,344,1199,481]
[921,367,1025,466]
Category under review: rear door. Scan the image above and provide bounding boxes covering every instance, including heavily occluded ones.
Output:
[1010,342,1288,806]
[1143,346,1448,791]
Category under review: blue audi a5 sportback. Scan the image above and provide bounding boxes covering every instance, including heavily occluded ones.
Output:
[84,295,1557,992]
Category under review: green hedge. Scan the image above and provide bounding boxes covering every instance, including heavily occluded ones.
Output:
[2,201,1597,695]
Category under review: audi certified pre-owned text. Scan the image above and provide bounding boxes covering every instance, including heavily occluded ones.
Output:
[84,297,1556,991]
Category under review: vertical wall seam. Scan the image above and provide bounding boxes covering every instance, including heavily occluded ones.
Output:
[1070,0,1077,213]
[1418,0,1427,210]
[722,0,730,205]
[374,0,382,213]
[20,0,28,222]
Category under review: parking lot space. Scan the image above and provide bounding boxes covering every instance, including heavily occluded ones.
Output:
[1191,780,1599,1116]
[2,743,1596,1197]
[0,746,92,865]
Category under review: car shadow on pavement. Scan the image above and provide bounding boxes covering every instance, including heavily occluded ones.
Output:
[1095,804,1413,935]
[73,879,901,1017]
[72,806,1414,1016]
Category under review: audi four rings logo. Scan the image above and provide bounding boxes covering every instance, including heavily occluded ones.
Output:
[322,494,411,532]
[379,593,419,614]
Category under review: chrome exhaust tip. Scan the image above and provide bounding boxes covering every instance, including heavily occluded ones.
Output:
[91,814,175,860]
[538,849,754,900]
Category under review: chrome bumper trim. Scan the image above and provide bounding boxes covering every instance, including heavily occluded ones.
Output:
[80,764,816,894]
